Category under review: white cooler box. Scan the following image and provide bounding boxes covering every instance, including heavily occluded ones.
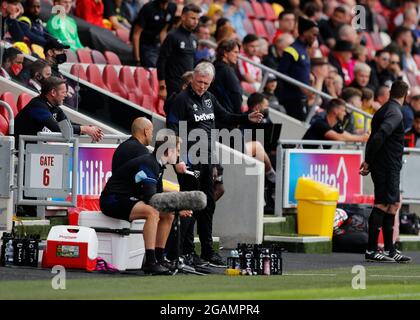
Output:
[78,211,145,271]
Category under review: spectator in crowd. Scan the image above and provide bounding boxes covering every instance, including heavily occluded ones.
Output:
[302,98,368,148]
[238,34,262,91]
[131,0,177,68]
[352,44,368,64]
[27,60,52,93]
[164,70,193,117]
[318,6,347,49]
[214,17,230,41]
[262,33,294,70]
[14,77,104,148]
[311,57,329,93]
[323,67,343,98]
[387,26,419,74]
[1,0,21,40]
[272,10,296,41]
[122,0,142,24]
[194,23,215,63]
[165,62,263,267]
[341,86,363,134]
[349,62,372,90]
[74,0,104,28]
[47,0,84,52]
[328,39,354,85]
[0,46,24,81]
[404,111,420,147]
[258,37,269,60]
[303,1,322,23]
[402,94,420,131]
[21,0,53,43]
[263,73,286,114]
[157,3,201,99]
[277,16,319,121]
[209,39,243,130]
[103,0,131,31]
[361,87,376,116]
[215,23,237,43]
[401,7,419,45]
[206,3,223,35]
[368,49,393,91]
[387,51,410,85]
[223,0,246,40]
[338,24,358,45]
[374,85,391,111]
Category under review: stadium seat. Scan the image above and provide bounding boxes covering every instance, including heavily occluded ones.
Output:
[157,98,165,116]
[0,114,9,135]
[262,2,277,21]
[264,20,276,42]
[116,28,130,44]
[104,51,122,65]
[76,49,93,64]
[141,94,157,113]
[252,19,268,39]
[31,44,45,59]
[241,0,255,19]
[370,32,384,51]
[86,64,108,90]
[360,32,374,52]
[70,64,88,81]
[17,93,32,112]
[243,19,255,35]
[134,67,154,96]
[271,2,283,17]
[119,66,142,104]
[65,49,78,63]
[148,68,159,94]
[414,55,420,70]
[319,44,330,57]
[250,0,266,20]
[0,92,18,119]
[103,65,130,99]
[241,81,256,94]
[91,50,107,64]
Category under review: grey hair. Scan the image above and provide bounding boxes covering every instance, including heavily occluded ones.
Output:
[193,61,215,79]
[354,62,371,75]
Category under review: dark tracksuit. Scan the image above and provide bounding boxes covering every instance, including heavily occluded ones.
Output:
[165,86,250,259]
[111,136,150,172]
[156,26,197,97]
[277,38,311,121]
[365,99,405,204]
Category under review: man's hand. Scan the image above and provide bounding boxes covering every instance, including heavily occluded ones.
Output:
[158,86,167,100]
[360,132,370,143]
[174,162,187,174]
[248,111,264,123]
[82,125,104,142]
[179,210,193,217]
[359,161,370,176]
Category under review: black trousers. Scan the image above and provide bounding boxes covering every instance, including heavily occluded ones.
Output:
[282,98,307,121]
[165,163,215,259]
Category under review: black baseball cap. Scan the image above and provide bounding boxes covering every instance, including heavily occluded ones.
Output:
[44,38,70,53]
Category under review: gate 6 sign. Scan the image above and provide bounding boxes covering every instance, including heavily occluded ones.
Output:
[283,149,363,207]
[24,144,70,198]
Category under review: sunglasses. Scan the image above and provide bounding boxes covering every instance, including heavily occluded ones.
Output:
[390,61,400,65]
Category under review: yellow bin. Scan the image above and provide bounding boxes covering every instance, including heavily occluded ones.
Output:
[295,177,339,239]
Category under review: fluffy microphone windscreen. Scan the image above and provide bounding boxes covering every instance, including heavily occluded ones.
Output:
[149,191,207,213]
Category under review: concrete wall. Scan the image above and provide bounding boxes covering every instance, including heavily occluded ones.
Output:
[269,108,309,139]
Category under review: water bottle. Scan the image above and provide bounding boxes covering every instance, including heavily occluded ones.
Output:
[263,249,271,276]
[5,240,14,267]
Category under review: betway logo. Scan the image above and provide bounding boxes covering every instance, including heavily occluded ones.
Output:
[194,113,215,122]
[302,157,349,202]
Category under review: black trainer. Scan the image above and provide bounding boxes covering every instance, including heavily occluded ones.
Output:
[386,250,412,263]
[181,252,207,267]
[142,262,171,275]
[160,258,178,271]
[365,250,396,263]
[201,252,227,268]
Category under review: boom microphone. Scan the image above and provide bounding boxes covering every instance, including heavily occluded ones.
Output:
[149,191,207,213]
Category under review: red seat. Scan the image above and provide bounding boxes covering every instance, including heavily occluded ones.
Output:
[243,19,255,35]
[119,66,142,104]
[250,0,266,20]
[116,28,130,44]
[148,68,159,94]
[241,1,255,19]
[319,44,330,57]
[141,94,158,113]
[264,20,276,42]
[414,55,420,70]
[103,65,130,100]
[0,114,9,135]
[86,64,108,90]
[17,93,32,112]
[252,19,268,39]
[70,64,88,81]
[91,50,107,64]
[157,98,165,116]
[104,51,122,65]
[65,50,78,63]
[262,2,277,21]
[76,49,93,64]
[134,67,154,96]
[241,81,256,94]
[0,92,18,119]
[370,32,384,51]
[360,32,374,52]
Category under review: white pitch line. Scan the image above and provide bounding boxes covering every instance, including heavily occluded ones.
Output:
[369,275,420,279]
[284,273,337,277]
[332,292,420,300]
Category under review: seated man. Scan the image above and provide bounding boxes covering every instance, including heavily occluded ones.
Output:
[100,133,192,274]
[27,60,52,94]
[237,34,262,90]
[303,98,369,148]
[0,47,24,81]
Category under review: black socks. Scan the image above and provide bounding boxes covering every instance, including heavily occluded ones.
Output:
[367,207,385,252]
[145,249,157,264]
[155,247,165,263]
[383,213,395,252]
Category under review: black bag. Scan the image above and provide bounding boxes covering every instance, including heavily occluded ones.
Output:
[399,213,420,235]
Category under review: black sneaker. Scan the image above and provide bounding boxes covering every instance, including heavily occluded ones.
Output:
[142,262,171,275]
[365,250,396,263]
[181,253,206,267]
[159,258,178,271]
[201,252,227,268]
[386,250,412,263]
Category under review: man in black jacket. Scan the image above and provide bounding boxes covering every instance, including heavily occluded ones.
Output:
[360,80,412,263]
[166,62,263,266]
[156,3,201,100]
